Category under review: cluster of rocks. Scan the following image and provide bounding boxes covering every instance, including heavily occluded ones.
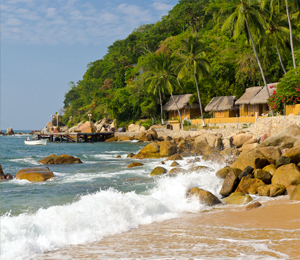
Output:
[1,154,82,182]
[0,127,29,136]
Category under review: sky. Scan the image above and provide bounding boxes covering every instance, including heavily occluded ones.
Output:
[1,0,179,131]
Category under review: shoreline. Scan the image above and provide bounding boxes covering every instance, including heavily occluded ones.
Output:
[38,197,300,259]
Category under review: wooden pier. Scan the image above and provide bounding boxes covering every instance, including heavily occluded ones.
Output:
[36,132,115,143]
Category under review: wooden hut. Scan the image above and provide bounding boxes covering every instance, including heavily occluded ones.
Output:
[163,94,201,120]
[235,87,263,117]
[205,96,238,118]
[249,83,278,115]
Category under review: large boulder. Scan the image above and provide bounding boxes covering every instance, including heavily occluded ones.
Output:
[235,176,265,194]
[282,145,300,164]
[187,187,221,206]
[0,164,5,180]
[77,121,96,133]
[216,167,241,179]
[39,154,82,164]
[257,184,286,197]
[159,141,177,157]
[105,136,118,142]
[272,163,300,187]
[262,164,276,176]
[219,170,240,197]
[128,124,141,132]
[232,134,253,148]
[259,124,300,148]
[16,167,54,182]
[257,147,281,165]
[253,169,272,184]
[146,129,158,141]
[194,134,222,150]
[275,156,292,168]
[222,192,253,205]
[240,143,258,153]
[222,137,233,149]
[134,142,160,159]
[127,162,144,168]
[290,184,300,200]
[231,149,269,171]
[6,127,14,135]
[150,166,167,177]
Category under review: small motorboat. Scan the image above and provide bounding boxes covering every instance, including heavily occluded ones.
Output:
[24,137,47,145]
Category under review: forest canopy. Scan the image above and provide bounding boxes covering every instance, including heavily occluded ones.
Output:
[61,0,300,127]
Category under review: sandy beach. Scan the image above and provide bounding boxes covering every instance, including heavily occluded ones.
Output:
[38,196,300,259]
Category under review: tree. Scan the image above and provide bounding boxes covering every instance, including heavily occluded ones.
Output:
[176,35,211,126]
[146,53,184,129]
[221,0,272,110]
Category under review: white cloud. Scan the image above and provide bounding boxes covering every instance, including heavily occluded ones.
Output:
[1,0,177,45]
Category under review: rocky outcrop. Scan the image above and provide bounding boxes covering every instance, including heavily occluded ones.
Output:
[16,167,54,182]
[272,163,300,187]
[133,142,160,159]
[149,166,167,177]
[6,127,14,135]
[194,134,222,150]
[231,149,268,171]
[187,187,221,206]
[259,124,300,148]
[159,141,177,157]
[39,154,82,165]
[128,124,141,132]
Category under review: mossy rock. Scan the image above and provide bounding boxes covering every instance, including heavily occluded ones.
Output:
[262,164,276,176]
[105,136,118,142]
[272,163,300,187]
[235,176,265,194]
[149,166,167,177]
[165,154,183,161]
[290,184,300,200]
[170,161,180,167]
[127,162,144,168]
[16,167,54,182]
[222,192,253,205]
[39,154,82,164]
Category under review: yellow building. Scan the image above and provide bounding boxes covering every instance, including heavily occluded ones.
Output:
[236,83,278,117]
[163,94,201,120]
[205,96,239,118]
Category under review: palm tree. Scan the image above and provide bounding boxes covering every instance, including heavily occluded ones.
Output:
[176,35,211,127]
[221,0,272,106]
[146,53,184,129]
[260,0,300,69]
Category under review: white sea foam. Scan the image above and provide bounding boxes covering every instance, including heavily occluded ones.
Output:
[1,165,223,260]
[9,158,40,165]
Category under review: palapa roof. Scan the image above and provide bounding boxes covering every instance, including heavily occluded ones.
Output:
[205,96,238,112]
[235,87,263,105]
[162,94,199,111]
[250,83,279,104]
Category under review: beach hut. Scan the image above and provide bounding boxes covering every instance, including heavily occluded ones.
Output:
[235,87,263,117]
[249,83,278,115]
[204,96,238,118]
[163,94,201,120]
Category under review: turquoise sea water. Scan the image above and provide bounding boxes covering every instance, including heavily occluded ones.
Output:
[1,133,225,260]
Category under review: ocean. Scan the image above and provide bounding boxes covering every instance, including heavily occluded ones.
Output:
[0,132,226,260]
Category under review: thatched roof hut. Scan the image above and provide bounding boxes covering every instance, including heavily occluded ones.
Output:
[250,83,279,105]
[205,96,238,112]
[163,94,199,111]
[235,87,263,105]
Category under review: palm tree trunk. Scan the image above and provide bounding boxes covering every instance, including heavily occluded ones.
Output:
[245,15,273,116]
[276,45,287,74]
[158,86,164,124]
[286,0,297,69]
[194,72,206,127]
[171,94,183,130]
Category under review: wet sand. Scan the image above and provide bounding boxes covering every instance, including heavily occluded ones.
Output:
[37,197,300,260]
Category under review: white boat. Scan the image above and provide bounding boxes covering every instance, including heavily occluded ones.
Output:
[24,138,47,145]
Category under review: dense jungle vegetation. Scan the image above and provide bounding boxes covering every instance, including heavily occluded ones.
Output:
[61,0,300,128]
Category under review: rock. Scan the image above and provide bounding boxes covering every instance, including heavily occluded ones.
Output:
[290,184,300,200]
[39,154,82,164]
[189,165,213,172]
[170,161,180,167]
[222,137,233,149]
[149,167,167,177]
[105,136,118,142]
[262,164,276,176]
[244,137,258,145]
[258,184,286,197]
[232,134,253,148]
[159,141,177,157]
[282,145,300,164]
[244,202,262,211]
[127,162,144,168]
[0,164,5,180]
[161,161,165,165]
[140,126,146,134]
[240,143,258,152]
[125,178,139,181]
[128,124,141,132]
[16,167,54,182]
[253,169,272,184]
[169,167,187,175]
[219,170,240,197]
[5,173,13,180]
[127,153,135,158]
[165,154,183,161]
[6,127,14,135]
[259,124,300,148]
[235,176,265,194]
[138,133,150,142]
[206,151,225,163]
[272,163,300,187]
[187,187,221,206]
[294,139,300,147]
[194,134,222,150]
[222,192,253,205]
[96,123,104,131]
[238,166,254,179]
[118,136,133,141]
[257,185,270,196]
[77,121,96,133]
[257,147,281,165]
[275,156,292,168]
[231,149,268,171]
[134,142,160,159]
[146,129,158,140]
[286,185,297,196]
[216,166,231,179]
